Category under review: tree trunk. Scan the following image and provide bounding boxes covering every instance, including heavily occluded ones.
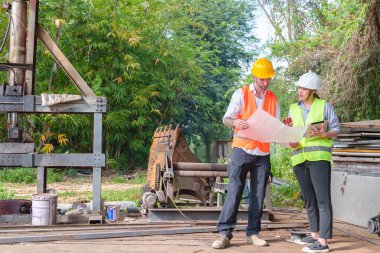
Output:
[204,135,211,163]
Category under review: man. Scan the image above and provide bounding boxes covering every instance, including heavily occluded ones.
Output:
[212,58,280,249]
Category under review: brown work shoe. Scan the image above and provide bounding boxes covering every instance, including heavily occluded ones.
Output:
[212,233,231,249]
[247,234,268,247]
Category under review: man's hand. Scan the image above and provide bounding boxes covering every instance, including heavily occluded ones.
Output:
[233,119,250,130]
[289,142,299,148]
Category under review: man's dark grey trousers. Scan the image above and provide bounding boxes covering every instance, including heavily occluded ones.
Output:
[216,148,271,239]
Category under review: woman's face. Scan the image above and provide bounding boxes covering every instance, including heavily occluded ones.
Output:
[297,86,313,102]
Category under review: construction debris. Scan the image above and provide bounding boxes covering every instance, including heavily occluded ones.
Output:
[332,120,380,174]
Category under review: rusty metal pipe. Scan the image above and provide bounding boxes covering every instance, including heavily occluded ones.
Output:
[173,162,227,172]
[174,171,227,178]
[8,0,27,86]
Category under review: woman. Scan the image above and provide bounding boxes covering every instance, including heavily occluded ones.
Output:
[286,71,340,253]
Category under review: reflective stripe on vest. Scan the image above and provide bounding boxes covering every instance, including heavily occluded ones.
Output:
[232,86,277,153]
[291,146,332,156]
[290,98,333,166]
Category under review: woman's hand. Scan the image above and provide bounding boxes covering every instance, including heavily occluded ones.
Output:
[289,142,299,148]
[309,126,327,138]
[283,117,293,126]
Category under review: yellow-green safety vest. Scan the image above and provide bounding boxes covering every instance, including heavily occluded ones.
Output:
[290,98,332,166]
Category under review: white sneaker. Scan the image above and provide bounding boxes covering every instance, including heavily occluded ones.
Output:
[212,233,231,249]
[247,234,268,247]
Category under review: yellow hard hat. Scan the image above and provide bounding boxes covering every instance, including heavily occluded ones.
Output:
[251,58,275,79]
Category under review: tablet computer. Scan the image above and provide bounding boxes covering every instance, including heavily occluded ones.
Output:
[306,120,327,137]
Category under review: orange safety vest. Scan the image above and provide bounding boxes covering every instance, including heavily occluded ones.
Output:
[232,85,277,153]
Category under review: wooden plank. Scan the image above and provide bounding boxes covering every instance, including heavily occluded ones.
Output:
[341,120,380,128]
[333,149,380,153]
[332,156,380,163]
[340,128,380,133]
[332,152,380,157]
[37,24,95,96]
[336,133,362,137]
[361,132,380,137]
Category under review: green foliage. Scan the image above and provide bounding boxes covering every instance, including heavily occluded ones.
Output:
[271,183,303,208]
[0,168,65,184]
[47,169,66,183]
[0,168,36,184]
[1,0,257,170]
[264,0,379,122]
[270,145,302,208]
[58,190,91,200]
[0,184,16,200]
[270,145,296,181]
[106,173,147,185]
[102,187,143,203]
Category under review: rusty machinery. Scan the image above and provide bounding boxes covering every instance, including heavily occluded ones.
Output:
[142,125,229,209]
[0,0,106,212]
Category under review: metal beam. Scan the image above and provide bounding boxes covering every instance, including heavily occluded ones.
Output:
[0,143,34,153]
[0,226,222,244]
[0,95,106,113]
[92,113,103,212]
[147,208,270,222]
[25,0,39,95]
[36,24,95,96]
[34,154,105,167]
[36,166,47,194]
[0,153,105,167]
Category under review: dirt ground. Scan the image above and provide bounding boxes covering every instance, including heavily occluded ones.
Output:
[4,178,141,203]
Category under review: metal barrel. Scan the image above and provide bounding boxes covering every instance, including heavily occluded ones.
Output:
[174,171,228,178]
[173,162,227,171]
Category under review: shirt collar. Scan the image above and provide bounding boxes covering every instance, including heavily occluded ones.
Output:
[250,83,267,97]
[249,83,256,94]
[298,101,310,111]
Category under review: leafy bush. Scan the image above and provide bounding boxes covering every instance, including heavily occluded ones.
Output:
[270,145,296,182]
[270,145,303,208]
[0,184,16,199]
[0,168,65,184]
[0,168,36,183]
[47,169,66,183]
[271,183,303,209]
[102,188,143,204]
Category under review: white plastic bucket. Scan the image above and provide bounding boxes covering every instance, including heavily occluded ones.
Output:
[32,193,58,225]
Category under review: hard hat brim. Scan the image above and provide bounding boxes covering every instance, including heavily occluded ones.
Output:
[254,73,275,79]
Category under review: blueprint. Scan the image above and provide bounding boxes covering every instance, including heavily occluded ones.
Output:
[235,108,307,143]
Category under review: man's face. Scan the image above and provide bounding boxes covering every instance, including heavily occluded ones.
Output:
[255,77,271,91]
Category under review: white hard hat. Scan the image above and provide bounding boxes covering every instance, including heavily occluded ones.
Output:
[296,71,322,90]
